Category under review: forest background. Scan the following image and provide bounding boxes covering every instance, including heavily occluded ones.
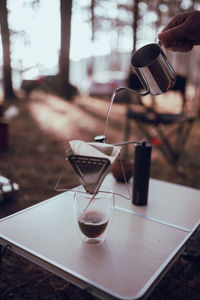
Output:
[0,1,200,299]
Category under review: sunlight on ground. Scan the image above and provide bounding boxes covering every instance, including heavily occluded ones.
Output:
[143,92,183,114]
[27,93,99,140]
[27,92,126,143]
[26,90,199,163]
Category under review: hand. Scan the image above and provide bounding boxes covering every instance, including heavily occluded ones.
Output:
[158,10,200,52]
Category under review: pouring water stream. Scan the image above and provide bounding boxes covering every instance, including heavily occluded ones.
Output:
[103,86,149,139]
[84,87,148,212]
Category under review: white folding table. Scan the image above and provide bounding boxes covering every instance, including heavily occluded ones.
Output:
[0,174,200,300]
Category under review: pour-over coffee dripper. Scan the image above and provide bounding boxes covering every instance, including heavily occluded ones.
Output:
[55,139,133,207]
[67,153,111,194]
[65,140,120,195]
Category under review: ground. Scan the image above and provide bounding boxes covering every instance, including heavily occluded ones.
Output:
[0,91,200,299]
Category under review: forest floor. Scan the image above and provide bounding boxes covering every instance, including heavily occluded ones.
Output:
[0,90,200,299]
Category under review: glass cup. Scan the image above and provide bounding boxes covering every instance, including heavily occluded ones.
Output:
[74,187,115,244]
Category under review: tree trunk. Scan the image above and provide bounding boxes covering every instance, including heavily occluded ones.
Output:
[58,0,74,100]
[0,0,16,100]
[87,0,95,78]
[132,0,139,53]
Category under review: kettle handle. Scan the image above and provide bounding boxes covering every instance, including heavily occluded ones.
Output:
[158,41,176,77]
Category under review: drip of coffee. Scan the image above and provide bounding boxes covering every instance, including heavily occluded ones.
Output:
[78,211,108,238]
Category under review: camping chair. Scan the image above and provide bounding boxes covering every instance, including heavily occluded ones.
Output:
[124,74,196,174]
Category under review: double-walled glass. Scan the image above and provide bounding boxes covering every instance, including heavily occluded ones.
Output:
[74,187,115,244]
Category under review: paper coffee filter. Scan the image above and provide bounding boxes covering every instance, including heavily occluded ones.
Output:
[69,140,120,163]
[66,140,121,194]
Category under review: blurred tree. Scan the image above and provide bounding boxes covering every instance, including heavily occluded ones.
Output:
[87,0,95,77]
[117,0,139,52]
[84,0,134,72]
[0,0,16,101]
[117,0,140,84]
[132,0,139,52]
[58,0,78,100]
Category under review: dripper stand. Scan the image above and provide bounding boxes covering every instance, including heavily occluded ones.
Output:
[55,139,116,196]
[55,137,151,207]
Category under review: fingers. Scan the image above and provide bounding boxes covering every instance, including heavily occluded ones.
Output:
[158,23,186,43]
[161,12,187,32]
[157,10,200,52]
[162,39,194,52]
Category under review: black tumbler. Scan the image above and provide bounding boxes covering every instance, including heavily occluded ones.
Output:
[132,140,152,206]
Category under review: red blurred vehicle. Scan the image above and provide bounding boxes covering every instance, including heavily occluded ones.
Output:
[89,71,127,97]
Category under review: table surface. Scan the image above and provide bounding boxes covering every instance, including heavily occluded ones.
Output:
[1,174,200,300]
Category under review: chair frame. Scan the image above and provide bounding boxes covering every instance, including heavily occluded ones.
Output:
[124,91,196,175]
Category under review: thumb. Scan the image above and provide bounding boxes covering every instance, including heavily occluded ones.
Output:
[158,24,185,43]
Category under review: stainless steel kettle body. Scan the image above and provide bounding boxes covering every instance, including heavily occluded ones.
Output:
[131,43,176,95]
